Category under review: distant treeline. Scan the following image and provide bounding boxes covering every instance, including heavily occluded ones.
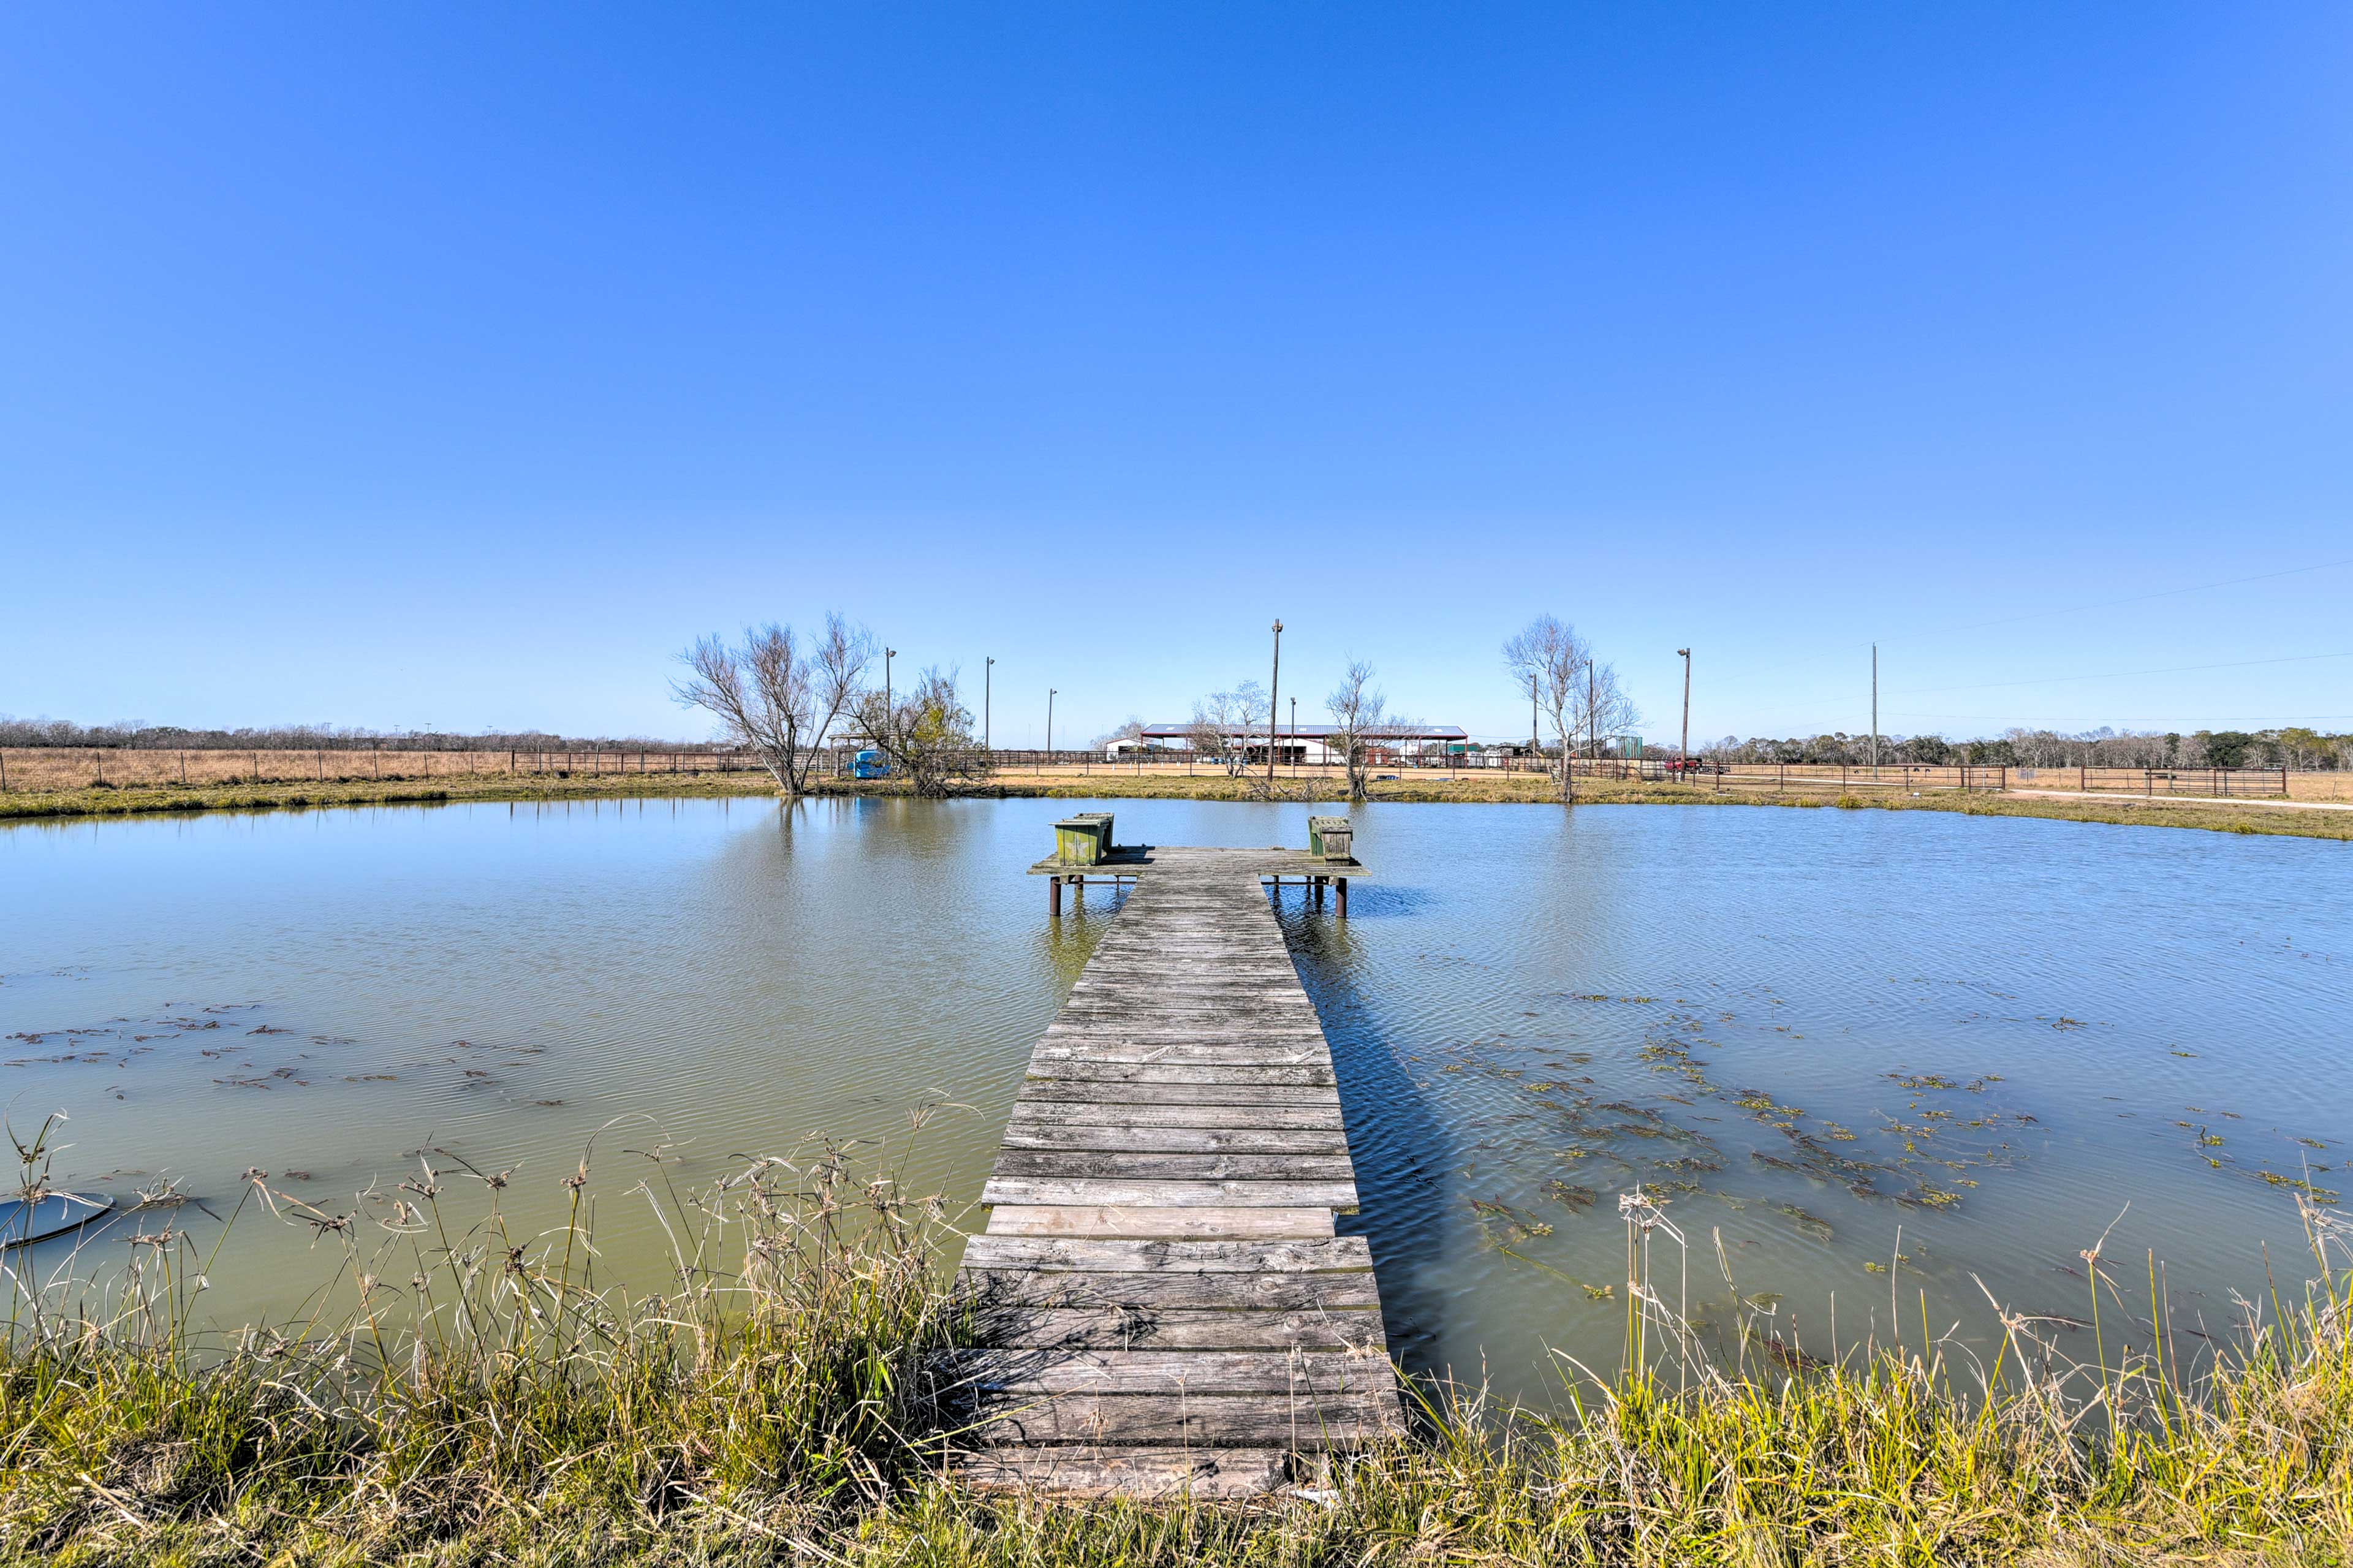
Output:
[1701,725,2352,771]
[0,719,720,754]
[14,716,2350,771]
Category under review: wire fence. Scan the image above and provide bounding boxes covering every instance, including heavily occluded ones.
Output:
[1703,763,2311,798]
[0,746,762,792]
[2,746,2335,802]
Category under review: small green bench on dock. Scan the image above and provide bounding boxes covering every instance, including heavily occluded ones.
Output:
[1307,814,1352,860]
[1052,812,1116,865]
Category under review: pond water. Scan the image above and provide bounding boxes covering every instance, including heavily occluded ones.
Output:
[2,796,2347,1398]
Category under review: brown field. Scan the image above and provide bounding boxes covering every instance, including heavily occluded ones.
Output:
[4,749,2349,841]
[0,744,757,793]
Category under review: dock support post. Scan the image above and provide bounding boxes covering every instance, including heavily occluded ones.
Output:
[1336,877,1348,917]
[1048,875,1062,917]
[1313,875,1324,907]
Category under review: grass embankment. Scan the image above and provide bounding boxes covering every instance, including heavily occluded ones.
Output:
[0,769,779,822]
[1023,770,2353,841]
[8,765,2351,843]
[4,1132,2351,1567]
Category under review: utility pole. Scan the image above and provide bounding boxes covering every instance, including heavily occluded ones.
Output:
[985,656,994,753]
[1267,619,1283,790]
[1529,678,1539,772]
[1290,696,1297,779]
[1047,689,1056,759]
[1586,664,1597,764]
[884,647,895,748]
[1677,648,1692,784]
[1870,644,1879,777]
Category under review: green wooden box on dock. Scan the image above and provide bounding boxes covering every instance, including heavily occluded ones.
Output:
[1308,815,1354,860]
[1052,812,1116,865]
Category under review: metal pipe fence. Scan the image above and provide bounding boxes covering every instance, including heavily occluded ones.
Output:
[0,746,2329,803]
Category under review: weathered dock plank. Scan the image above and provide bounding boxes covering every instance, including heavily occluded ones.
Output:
[962,1235,1376,1273]
[978,1176,1361,1210]
[967,1305,1388,1351]
[1001,1124,1353,1155]
[955,844,1398,1498]
[1013,1080,1343,1107]
[945,1348,1395,1396]
[946,1446,1290,1499]
[1006,1102,1348,1130]
[980,1206,1339,1240]
[953,1391,1401,1449]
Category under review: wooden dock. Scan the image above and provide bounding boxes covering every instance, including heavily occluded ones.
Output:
[948,845,1402,1498]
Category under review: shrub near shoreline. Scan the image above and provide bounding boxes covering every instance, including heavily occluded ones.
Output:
[4,1119,2351,1566]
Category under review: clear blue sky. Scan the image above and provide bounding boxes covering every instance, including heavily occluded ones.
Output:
[6,4,2347,748]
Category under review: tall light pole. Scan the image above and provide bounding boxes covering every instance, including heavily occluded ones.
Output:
[1677,648,1691,784]
[1047,689,1056,760]
[1870,643,1879,777]
[884,647,895,748]
[1289,695,1297,779]
[985,656,994,754]
[1267,619,1283,789]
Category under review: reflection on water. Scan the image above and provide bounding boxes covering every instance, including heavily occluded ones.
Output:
[3,796,2347,1401]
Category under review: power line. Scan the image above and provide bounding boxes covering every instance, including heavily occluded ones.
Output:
[1886,710,2353,726]
[1670,559,2352,709]
[1885,650,2353,697]
[1883,557,2353,642]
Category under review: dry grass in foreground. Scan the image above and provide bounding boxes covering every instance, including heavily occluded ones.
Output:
[3,1110,2352,1567]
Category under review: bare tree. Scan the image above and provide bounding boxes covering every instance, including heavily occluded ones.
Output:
[1504,614,1590,803]
[673,615,874,798]
[1093,717,1149,755]
[1324,659,1388,803]
[855,665,990,797]
[1186,681,1268,780]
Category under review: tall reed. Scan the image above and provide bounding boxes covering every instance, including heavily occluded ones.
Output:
[4,1142,2351,1565]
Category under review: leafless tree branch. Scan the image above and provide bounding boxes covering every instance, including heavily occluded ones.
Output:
[672,616,874,797]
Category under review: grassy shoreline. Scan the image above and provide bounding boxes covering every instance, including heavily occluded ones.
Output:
[4,1146,2350,1566]
[7,765,2350,841]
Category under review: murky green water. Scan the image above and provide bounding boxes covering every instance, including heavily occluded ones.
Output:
[3,797,2346,1397]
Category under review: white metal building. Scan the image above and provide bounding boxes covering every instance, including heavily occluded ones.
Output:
[1104,723,1470,765]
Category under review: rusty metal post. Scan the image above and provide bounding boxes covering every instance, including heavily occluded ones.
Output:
[1048,876,1061,917]
[1336,877,1348,918]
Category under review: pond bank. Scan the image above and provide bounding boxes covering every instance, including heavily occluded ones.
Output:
[6,1156,2349,1566]
[7,765,2351,841]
